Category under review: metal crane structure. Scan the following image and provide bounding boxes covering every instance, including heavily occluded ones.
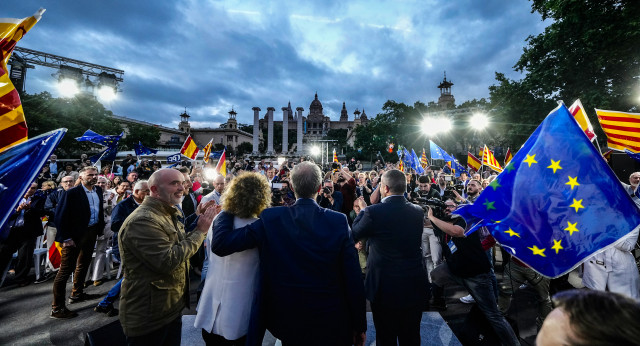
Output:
[8,46,124,100]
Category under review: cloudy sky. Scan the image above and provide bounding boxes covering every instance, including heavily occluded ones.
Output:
[5,1,547,129]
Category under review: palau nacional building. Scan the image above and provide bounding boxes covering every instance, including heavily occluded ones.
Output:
[112,74,456,158]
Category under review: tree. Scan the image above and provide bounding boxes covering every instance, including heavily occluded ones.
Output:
[121,123,160,150]
[236,141,253,155]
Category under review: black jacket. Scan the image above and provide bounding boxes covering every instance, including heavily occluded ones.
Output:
[54,185,105,242]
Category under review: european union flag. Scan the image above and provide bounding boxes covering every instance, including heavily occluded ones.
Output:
[454,104,640,278]
[134,141,158,156]
[402,148,413,168]
[411,149,425,174]
[450,157,467,177]
[0,129,67,239]
[429,140,454,162]
[210,150,223,160]
[76,130,123,147]
[90,145,118,163]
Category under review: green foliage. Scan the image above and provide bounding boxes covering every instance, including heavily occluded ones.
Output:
[120,123,160,150]
[236,141,253,155]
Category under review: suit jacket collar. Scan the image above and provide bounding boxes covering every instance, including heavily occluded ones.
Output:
[382,195,406,204]
[294,198,319,207]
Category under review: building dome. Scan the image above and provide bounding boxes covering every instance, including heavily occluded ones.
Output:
[309,92,323,117]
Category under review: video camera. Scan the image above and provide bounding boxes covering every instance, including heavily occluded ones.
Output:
[413,197,448,219]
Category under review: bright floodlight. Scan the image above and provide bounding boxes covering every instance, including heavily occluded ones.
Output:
[310,146,321,156]
[97,85,117,102]
[58,79,80,98]
[470,113,489,130]
[277,157,286,166]
[422,117,452,136]
[203,167,218,181]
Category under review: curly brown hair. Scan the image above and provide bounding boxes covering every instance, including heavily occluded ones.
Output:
[221,172,272,218]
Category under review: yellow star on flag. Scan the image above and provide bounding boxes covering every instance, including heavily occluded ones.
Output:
[528,245,546,257]
[551,239,563,254]
[523,154,537,167]
[547,159,563,173]
[504,228,520,238]
[565,176,580,190]
[564,221,580,236]
[569,199,585,213]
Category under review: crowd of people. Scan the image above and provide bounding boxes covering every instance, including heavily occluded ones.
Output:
[1,151,640,345]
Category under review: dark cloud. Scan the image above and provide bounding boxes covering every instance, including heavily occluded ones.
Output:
[6,0,546,128]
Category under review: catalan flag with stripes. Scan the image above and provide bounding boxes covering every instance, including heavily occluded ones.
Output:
[467,152,482,172]
[202,139,213,163]
[180,135,199,160]
[482,145,503,172]
[0,9,45,152]
[596,109,640,153]
[504,148,513,166]
[215,147,226,177]
[421,149,429,168]
[568,99,596,142]
[333,149,339,163]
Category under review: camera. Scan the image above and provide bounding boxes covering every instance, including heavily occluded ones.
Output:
[331,162,339,170]
[271,188,283,206]
[413,197,448,219]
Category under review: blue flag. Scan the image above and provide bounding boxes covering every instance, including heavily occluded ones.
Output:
[454,104,640,278]
[90,145,118,163]
[76,130,123,147]
[167,153,182,163]
[0,129,67,239]
[402,148,413,168]
[429,140,454,163]
[210,150,223,160]
[450,157,467,177]
[411,149,425,174]
[134,141,158,156]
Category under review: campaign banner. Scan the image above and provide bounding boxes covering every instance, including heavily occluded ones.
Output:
[167,153,182,163]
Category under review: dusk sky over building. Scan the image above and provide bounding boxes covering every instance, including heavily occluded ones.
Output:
[5,1,547,129]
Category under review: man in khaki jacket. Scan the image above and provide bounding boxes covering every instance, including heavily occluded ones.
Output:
[119,169,216,345]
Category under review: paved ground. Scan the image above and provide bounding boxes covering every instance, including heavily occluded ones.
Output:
[0,254,541,346]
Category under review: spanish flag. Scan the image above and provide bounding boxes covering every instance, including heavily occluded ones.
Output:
[467,152,481,172]
[504,148,513,166]
[48,241,62,269]
[482,145,502,172]
[180,135,199,160]
[202,139,213,163]
[215,147,226,177]
[568,99,596,142]
[333,149,338,163]
[421,149,429,168]
[0,9,45,152]
[596,109,640,153]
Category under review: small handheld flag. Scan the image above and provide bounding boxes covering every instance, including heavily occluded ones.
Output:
[421,149,429,168]
[568,99,596,142]
[482,145,503,172]
[202,139,213,163]
[134,141,158,156]
[333,149,339,163]
[215,148,227,177]
[504,148,513,166]
[180,135,199,160]
[467,152,482,172]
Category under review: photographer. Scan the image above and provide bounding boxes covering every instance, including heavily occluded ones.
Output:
[453,179,482,204]
[410,175,440,202]
[411,175,443,287]
[427,199,520,346]
[431,173,448,198]
[316,180,343,212]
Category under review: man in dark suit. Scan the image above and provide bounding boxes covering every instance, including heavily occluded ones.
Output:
[212,162,366,346]
[352,169,430,345]
[50,166,105,319]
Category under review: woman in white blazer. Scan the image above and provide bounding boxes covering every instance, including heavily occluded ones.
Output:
[194,172,272,345]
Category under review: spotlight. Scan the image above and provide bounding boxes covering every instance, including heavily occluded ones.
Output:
[57,78,79,98]
[421,117,452,136]
[203,167,218,181]
[470,113,489,130]
[310,146,321,156]
[97,85,117,102]
[97,72,119,102]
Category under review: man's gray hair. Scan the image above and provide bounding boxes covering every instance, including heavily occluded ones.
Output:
[290,161,322,199]
[382,169,406,195]
[133,180,148,192]
[79,166,97,175]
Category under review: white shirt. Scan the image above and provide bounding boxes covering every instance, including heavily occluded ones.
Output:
[202,190,223,205]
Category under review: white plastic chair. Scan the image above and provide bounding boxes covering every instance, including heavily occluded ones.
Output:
[33,227,49,281]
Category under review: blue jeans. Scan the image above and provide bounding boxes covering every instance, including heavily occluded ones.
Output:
[98,278,122,307]
[431,264,520,346]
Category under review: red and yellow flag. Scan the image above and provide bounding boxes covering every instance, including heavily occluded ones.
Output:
[398,160,404,172]
[180,135,199,160]
[568,99,596,142]
[467,152,481,172]
[504,148,513,166]
[48,241,62,269]
[333,149,338,163]
[596,109,640,153]
[421,149,429,168]
[202,139,213,163]
[215,148,226,177]
[0,9,44,152]
[482,145,503,172]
